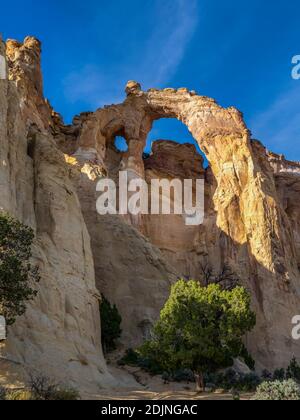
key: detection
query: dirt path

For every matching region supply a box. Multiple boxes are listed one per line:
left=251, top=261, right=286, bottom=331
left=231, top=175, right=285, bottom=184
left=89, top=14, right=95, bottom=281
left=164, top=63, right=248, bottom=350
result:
left=84, top=389, right=252, bottom=400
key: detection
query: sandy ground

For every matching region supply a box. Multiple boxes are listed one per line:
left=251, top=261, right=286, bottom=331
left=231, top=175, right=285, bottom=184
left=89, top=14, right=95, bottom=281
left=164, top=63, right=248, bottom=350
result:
left=0, top=349, right=253, bottom=400
left=85, top=389, right=252, bottom=400
left=83, top=362, right=252, bottom=400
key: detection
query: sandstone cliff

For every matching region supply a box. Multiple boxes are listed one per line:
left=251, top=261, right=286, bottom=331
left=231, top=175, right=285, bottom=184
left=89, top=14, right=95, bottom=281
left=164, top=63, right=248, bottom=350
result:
left=1, top=37, right=300, bottom=392
left=0, top=36, right=114, bottom=392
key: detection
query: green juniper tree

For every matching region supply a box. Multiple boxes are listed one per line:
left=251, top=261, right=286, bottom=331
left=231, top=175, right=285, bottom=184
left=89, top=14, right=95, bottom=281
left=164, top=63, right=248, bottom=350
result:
left=0, top=212, right=39, bottom=326
left=140, top=280, right=256, bottom=392
left=100, top=295, right=122, bottom=354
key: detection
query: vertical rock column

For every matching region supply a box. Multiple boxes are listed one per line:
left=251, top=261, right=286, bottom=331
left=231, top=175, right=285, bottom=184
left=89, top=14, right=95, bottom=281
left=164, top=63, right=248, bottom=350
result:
left=0, top=37, right=11, bottom=212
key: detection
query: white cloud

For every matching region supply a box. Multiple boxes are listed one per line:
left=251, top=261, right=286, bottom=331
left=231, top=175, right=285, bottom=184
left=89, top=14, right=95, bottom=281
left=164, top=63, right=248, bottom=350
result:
left=63, top=0, right=198, bottom=109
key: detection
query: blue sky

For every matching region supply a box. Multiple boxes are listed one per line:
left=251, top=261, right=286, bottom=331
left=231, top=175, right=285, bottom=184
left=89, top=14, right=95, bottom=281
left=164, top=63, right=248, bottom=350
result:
left=1, top=0, right=300, bottom=160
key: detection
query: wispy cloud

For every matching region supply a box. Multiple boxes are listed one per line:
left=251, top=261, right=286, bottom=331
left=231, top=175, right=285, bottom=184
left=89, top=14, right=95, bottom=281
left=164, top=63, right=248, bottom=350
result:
left=137, top=0, right=198, bottom=86
left=63, top=0, right=199, bottom=110
left=250, top=84, right=300, bottom=159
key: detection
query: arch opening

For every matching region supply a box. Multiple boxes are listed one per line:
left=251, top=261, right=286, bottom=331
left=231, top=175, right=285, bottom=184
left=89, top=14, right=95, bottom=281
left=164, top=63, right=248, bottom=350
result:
left=144, top=118, right=208, bottom=168
left=114, top=136, right=129, bottom=153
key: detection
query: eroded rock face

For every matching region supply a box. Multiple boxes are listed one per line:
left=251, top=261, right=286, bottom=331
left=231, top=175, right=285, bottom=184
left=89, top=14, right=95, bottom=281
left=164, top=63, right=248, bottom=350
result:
left=65, top=81, right=300, bottom=371
left=1, top=34, right=300, bottom=386
left=0, top=37, right=114, bottom=392
left=70, top=158, right=179, bottom=347
left=143, top=140, right=208, bottom=278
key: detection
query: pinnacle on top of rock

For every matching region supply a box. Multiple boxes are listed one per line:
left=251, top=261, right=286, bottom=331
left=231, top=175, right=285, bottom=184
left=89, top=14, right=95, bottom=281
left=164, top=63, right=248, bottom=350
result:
left=6, top=36, right=41, bottom=53
left=125, top=80, right=142, bottom=96
left=23, top=36, right=42, bottom=52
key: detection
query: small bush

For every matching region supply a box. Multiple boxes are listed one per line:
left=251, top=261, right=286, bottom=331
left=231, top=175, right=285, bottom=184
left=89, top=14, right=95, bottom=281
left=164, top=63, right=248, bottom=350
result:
left=236, top=373, right=261, bottom=392
left=162, top=369, right=195, bottom=383
left=29, top=375, right=79, bottom=400
left=100, top=295, right=122, bottom=354
left=286, top=357, right=300, bottom=382
left=261, top=370, right=273, bottom=381
left=118, top=348, right=164, bottom=376
left=5, top=390, right=34, bottom=400
left=0, top=376, right=80, bottom=400
left=172, top=369, right=195, bottom=383
left=253, top=380, right=300, bottom=401
left=118, top=348, right=140, bottom=367
left=47, top=388, right=80, bottom=401
left=217, top=369, right=237, bottom=390
left=0, top=386, right=6, bottom=400
left=240, top=346, right=256, bottom=371
left=273, top=368, right=286, bottom=381
left=204, top=370, right=261, bottom=392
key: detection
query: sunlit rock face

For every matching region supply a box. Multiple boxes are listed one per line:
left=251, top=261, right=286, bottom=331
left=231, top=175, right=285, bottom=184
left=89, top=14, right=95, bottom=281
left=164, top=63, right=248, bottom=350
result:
left=0, top=37, right=115, bottom=392
left=1, top=34, right=300, bottom=391
left=66, top=80, right=300, bottom=372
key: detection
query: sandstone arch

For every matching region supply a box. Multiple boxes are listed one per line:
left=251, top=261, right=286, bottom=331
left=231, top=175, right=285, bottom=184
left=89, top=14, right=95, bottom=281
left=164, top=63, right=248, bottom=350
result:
left=74, top=81, right=300, bottom=370
left=2, top=34, right=300, bottom=389
left=91, top=81, right=296, bottom=284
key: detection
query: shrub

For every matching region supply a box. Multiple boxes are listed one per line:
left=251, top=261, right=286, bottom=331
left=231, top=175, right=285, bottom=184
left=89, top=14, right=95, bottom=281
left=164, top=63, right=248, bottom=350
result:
left=47, top=388, right=80, bottom=401
left=235, top=373, right=261, bottom=392
left=205, top=370, right=260, bottom=393
left=139, top=280, right=256, bottom=391
left=119, top=351, right=260, bottom=391
left=253, top=379, right=300, bottom=400
left=286, top=357, right=300, bottom=382
left=0, top=386, right=6, bottom=400
left=118, top=348, right=164, bottom=376
left=240, top=346, right=256, bottom=371
left=5, top=390, right=34, bottom=400
left=172, top=369, right=195, bottom=383
left=0, top=212, right=39, bottom=325
left=261, top=370, right=273, bottom=381
left=0, top=376, right=80, bottom=400
left=100, top=295, right=122, bottom=353
left=273, top=368, right=286, bottom=381
left=29, top=375, right=79, bottom=400
left=118, top=348, right=140, bottom=366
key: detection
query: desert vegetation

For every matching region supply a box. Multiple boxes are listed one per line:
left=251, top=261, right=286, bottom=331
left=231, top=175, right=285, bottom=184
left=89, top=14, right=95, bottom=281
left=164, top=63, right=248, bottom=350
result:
left=100, top=295, right=122, bottom=354
left=118, top=279, right=300, bottom=400
left=252, top=380, right=300, bottom=401
left=120, top=279, right=256, bottom=392
left=0, top=375, right=79, bottom=400
left=0, top=212, right=39, bottom=326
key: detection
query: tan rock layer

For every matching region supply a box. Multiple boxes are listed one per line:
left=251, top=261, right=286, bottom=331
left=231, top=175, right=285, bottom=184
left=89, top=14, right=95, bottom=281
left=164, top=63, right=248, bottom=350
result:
left=65, top=81, right=300, bottom=371
left=1, top=34, right=300, bottom=388
left=0, top=37, right=116, bottom=392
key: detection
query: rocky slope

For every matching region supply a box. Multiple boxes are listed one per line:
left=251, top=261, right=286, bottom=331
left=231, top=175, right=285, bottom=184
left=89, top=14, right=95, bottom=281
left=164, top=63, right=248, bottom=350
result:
left=1, top=37, right=300, bottom=390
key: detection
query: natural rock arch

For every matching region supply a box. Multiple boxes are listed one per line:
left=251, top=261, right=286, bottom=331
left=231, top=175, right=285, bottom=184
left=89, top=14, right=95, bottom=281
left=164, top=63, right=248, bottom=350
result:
left=96, top=81, right=295, bottom=283
left=75, top=81, right=300, bottom=369
left=5, top=34, right=300, bottom=389
left=99, top=81, right=247, bottom=176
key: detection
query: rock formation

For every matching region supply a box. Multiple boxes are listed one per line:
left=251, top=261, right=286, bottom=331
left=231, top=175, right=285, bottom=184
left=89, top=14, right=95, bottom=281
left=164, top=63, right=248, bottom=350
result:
left=1, top=36, right=300, bottom=391
left=59, top=80, right=300, bottom=372
left=0, top=36, right=114, bottom=392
